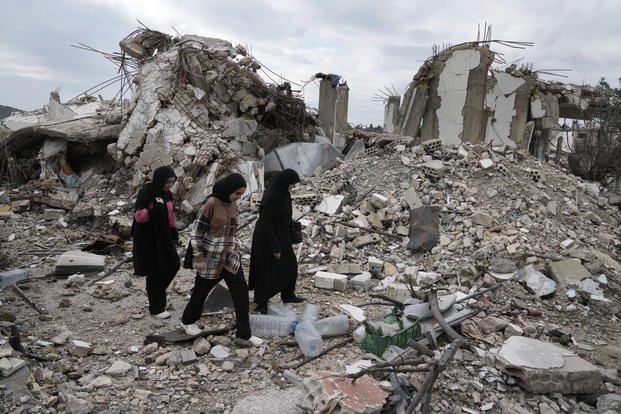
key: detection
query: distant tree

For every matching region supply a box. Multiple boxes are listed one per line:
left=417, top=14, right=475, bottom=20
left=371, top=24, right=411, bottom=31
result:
left=568, top=77, right=621, bottom=190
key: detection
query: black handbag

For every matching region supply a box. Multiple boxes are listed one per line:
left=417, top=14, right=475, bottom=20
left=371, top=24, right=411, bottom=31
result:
left=183, top=241, right=194, bottom=269
left=290, top=221, right=303, bottom=244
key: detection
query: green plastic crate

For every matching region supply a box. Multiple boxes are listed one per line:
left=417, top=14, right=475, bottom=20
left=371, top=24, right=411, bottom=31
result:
left=361, top=318, right=421, bottom=357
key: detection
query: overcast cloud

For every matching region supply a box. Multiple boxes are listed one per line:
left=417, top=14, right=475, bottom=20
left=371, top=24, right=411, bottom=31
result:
left=1, top=0, right=620, bottom=125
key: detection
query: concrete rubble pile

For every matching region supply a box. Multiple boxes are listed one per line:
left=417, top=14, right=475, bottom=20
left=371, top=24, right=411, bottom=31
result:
left=112, top=28, right=316, bottom=206
left=1, top=33, right=621, bottom=414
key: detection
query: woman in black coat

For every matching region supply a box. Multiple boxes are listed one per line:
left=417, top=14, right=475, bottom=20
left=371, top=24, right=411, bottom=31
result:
left=249, top=168, right=303, bottom=314
left=132, top=165, right=180, bottom=319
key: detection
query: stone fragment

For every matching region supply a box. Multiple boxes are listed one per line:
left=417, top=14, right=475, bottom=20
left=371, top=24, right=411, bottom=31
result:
left=385, top=283, right=412, bottom=304
left=369, top=193, right=389, bottom=209
left=495, top=336, right=601, bottom=394
left=65, top=273, right=86, bottom=287
left=43, top=208, right=64, bottom=220
left=180, top=349, right=197, bottom=363
left=516, top=265, right=556, bottom=297
left=210, top=345, right=230, bottom=360
left=314, top=271, right=348, bottom=291
left=105, top=360, right=132, bottom=376
left=90, top=375, right=112, bottom=388
left=367, top=256, right=384, bottom=270
left=352, top=234, right=380, bottom=248
left=403, top=188, right=423, bottom=209
left=548, top=259, right=591, bottom=288
left=0, top=357, right=25, bottom=377
left=559, top=238, right=574, bottom=249
left=471, top=211, right=495, bottom=228
left=350, top=272, right=373, bottom=291
left=69, top=340, right=92, bottom=357
left=478, top=316, right=509, bottom=334
left=192, top=337, right=211, bottom=355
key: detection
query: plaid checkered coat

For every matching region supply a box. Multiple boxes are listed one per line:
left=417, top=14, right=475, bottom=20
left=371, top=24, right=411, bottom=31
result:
left=191, top=197, right=240, bottom=279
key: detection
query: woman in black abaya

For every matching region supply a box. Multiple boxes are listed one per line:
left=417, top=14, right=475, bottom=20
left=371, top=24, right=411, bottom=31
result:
left=132, top=166, right=180, bottom=319
left=249, top=168, right=303, bottom=314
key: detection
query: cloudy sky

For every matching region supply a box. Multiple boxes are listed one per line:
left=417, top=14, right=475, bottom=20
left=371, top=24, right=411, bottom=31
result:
left=1, top=0, right=620, bottom=125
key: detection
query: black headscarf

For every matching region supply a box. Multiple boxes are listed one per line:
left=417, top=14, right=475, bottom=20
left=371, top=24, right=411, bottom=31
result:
left=262, top=169, right=300, bottom=201
left=212, top=173, right=247, bottom=202
left=151, top=166, right=176, bottom=201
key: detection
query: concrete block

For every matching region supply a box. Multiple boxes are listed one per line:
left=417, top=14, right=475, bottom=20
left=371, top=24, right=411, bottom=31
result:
left=495, top=336, right=601, bottom=394
left=403, top=188, right=423, bottom=210
left=314, top=271, right=348, bottom=291
left=55, top=251, right=105, bottom=276
left=369, top=193, right=389, bottom=209
left=385, top=283, right=412, bottom=304
left=352, top=234, right=380, bottom=248
left=43, top=208, right=65, bottom=221
left=315, top=194, right=344, bottom=215
left=70, top=340, right=92, bottom=357
left=105, top=360, right=132, bottom=376
left=367, top=256, right=384, bottom=270
left=548, top=259, right=591, bottom=287
left=479, top=158, right=494, bottom=169
left=350, top=272, right=373, bottom=291
left=0, top=357, right=26, bottom=377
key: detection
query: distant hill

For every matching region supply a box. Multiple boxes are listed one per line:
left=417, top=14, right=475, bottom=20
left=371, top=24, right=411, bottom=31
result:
left=0, top=105, right=22, bottom=120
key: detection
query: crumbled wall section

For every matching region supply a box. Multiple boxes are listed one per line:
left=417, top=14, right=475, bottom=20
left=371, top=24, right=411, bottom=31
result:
left=109, top=30, right=313, bottom=205
left=485, top=71, right=526, bottom=147
left=397, top=43, right=493, bottom=145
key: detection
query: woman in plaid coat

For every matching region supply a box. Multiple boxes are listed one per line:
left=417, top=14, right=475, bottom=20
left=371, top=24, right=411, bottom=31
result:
left=178, top=173, right=262, bottom=347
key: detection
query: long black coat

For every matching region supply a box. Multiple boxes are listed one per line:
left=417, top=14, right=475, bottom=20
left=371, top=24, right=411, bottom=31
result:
left=249, top=172, right=299, bottom=300
left=132, top=167, right=179, bottom=276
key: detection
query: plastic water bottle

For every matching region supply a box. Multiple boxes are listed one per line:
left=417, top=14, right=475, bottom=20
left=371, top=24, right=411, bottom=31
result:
left=352, top=325, right=367, bottom=343
left=299, top=303, right=319, bottom=321
left=294, top=320, right=323, bottom=357
left=249, top=315, right=296, bottom=337
left=314, top=315, right=349, bottom=336
left=267, top=304, right=297, bottom=319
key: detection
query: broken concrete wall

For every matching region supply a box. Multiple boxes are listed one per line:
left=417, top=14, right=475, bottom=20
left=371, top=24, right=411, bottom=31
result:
left=335, top=83, right=349, bottom=134
left=383, top=96, right=400, bottom=134
left=395, top=43, right=494, bottom=146
left=485, top=71, right=526, bottom=147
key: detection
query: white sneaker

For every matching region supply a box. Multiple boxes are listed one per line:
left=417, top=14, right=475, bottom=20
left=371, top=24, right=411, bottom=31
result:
left=152, top=311, right=171, bottom=319
left=235, top=335, right=264, bottom=347
left=178, top=323, right=202, bottom=336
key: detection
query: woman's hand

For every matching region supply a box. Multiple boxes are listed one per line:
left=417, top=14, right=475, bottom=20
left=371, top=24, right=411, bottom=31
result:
left=155, top=197, right=164, bottom=204
left=273, top=252, right=281, bottom=260
left=193, top=261, right=207, bottom=271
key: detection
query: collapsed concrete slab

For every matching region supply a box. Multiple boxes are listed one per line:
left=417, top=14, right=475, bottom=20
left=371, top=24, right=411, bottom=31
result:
left=495, top=336, right=601, bottom=394
left=262, top=139, right=343, bottom=176
left=55, top=251, right=105, bottom=276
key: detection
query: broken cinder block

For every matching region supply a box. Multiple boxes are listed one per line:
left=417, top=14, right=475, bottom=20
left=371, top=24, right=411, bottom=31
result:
left=314, top=271, right=348, bottom=291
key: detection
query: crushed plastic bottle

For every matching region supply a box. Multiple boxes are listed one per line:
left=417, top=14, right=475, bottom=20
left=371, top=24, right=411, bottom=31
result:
left=314, top=314, right=349, bottom=336
left=299, top=303, right=319, bottom=321
left=294, top=320, right=323, bottom=357
left=249, top=314, right=296, bottom=337
left=267, top=304, right=297, bottom=319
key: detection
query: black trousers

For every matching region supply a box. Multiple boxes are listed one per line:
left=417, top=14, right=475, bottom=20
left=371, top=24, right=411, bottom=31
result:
left=146, top=267, right=178, bottom=315
left=181, top=267, right=251, bottom=340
